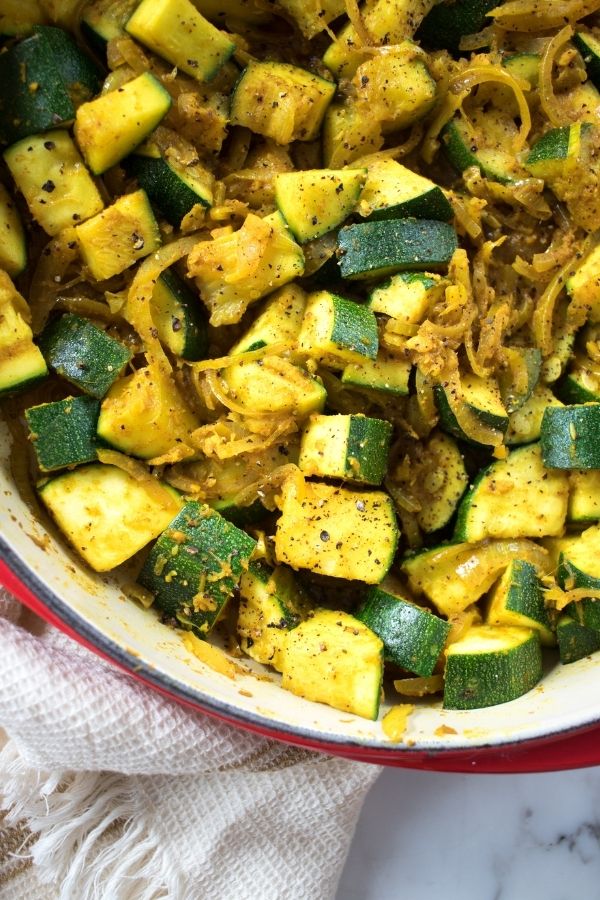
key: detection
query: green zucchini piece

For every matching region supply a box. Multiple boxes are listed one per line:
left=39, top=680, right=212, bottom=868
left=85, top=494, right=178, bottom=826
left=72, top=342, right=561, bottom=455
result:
left=502, top=52, right=540, bottom=87
left=298, top=290, right=379, bottom=368
left=151, top=268, right=208, bottom=361
left=442, top=113, right=520, bottom=184
left=341, top=350, right=412, bottom=397
left=39, top=313, right=132, bottom=399
left=75, top=190, right=162, bottom=281
left=557, top=362, right=600, bottom=404
left=0, top=0, right=46, bottom=37
left=39, top=463, right=184, bottom=571
left=498, top=347, right=541, bottom=414
left=566, top=244, right=600, bottom=325
left=277, top=0, right=344, bottom=38
left=416, top=0, right=496, bottom=54
left=356, top=585, right=451, bottom=676
left=574, top=32, right=600, bottom=90
left=0, top=272, right=47, bottom=396
left=280, top=609, right=384, bottom=720
left=75, top=73, right=172, bottom=175
left=81, top=0, right=139, bottom=53
left=229, top=285, right=307, bottom=355
left=274, top=168, right=366, bottom=244
left=230, top=62, right=336, bottom=145
left=541, top=404, right=600, bottom=469
left=568, top=470, right=600, bottom=522
left=337, top=219, right=458, bottom=280
left=322, top=101, right=384, bottom=169
left=556, top=525, right=600, bottom=633
left=0, top=26, right=101, bottom=145
left=443, top=625, right=542, bottom=710
left=25, top=396, right=100, bottom=471
left=525, top=124, right=587, bottom=180
left=138, top=502, right=256, bottom=635
left=0, top=183, right=27, bottom=277
left=505, top=385, right=563, bottom=446
left=275, top=475, right=399, bottom=584
left=556, top=614, right=600, bottom=664
left=126, top=151, right=213, bottom=228
left=356, top=158, right=453, bottom=223
left=412, top=432, right=469, bottom=533
left=237, top=561, right=307, bottom=670
left=454, top=443, right=568, bottom=542
left=299, top=413, right=392, bottom=486
left=368, top=272, right=444, bottom=322
left=434, top=374, right=509, bottom=445
left=223, top=357, right=326, bottom=419
left=4, top=130, right=104, bottom=237
left=486, top=559, right=554, bottom=645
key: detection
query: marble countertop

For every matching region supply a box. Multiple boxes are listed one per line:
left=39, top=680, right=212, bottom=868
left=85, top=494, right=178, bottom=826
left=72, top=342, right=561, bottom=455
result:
left=338, top=765, right=600, bottom=899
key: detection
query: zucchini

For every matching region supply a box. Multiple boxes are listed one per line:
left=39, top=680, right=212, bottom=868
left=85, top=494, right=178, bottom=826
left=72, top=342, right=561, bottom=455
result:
left=80, top=0, right=138, bottom=53
left=223, top=358, right=326, bottom=419
left=540, top=404, right=600, bottom=469
left=230, top=62, right=336, bottom=145
left=0, top=0, right=46, bottom=36
left=280, top=609, right=384, bottom=720
left=556, top=525, right=600, bottom=633
left=556, top=613, right=600, bottom=665
left=0, top=25, right=101, bottom=145
left=498, top=347, right=541, bottom=414
left=38, top=462, right=184, bottom=571
left=151, top=269, right=209, bottom=362
left=368, top=272, right=444, bottom=322
left=274, top=168, right=367, bottom=244
left=442, top=111, right=521, bottom=184
left=322, top=102, right=384, bottom=169
left=434, top=374, right=509, bottom=444
left=276, top=0, right=344, bottom=38
left=525, top=124, right=587, bottom=181
left=39, top=313, right=131, bottom=399
left=505, top=385, right=563, bottom=446
left=574, top=31, right=600, bottom=90
left=401, top=538, right=548, bottom=617
left=502, top=52, right=540, bottom=87
left=407, top=431, right=469, bottom=533
left=228, top=285, right=306, bottom=355
left=454, top=443, right=568, bottom=542
left=486, top=559, right=554, bottom=645
left=126, top=149, right=213, bottom=228
left=187, top=211, right=305, bottom=327
left=298, top=290, right=379, bottom=368
left=75, top=189, right=162, bottom=281
left=416, top=0, right=496, bottom=54
left=275, top=474, right=399, bottom=584
left=237, top=561, right=307, bottom=670
left=4, top=130, right=104, bottom=236
left=25, top=395, right=100, bottom=471
left=337, top=219, right=458, bottom=280
left=568, top=470, right=600, bottom=522
left=356, top=585, right=451, bottom=676
left=0, top=183, right=27, bottom=277
left=341, top=350, right=412, bottom=397
left=443, top=625, right=542, bottom=709
left=0, top=272, right=47, bottom=396
left=557, top=361, right=600, bottom=404
left=299, top=413, right=392, bottom=486
left=125, top=0, right=235, bottom=83
left=356, top=158, right=453, bottom=223
left=566, top=244, right=600, bottom=324
left=74, top=73, right=172, bottom=175
left=138, top=502, right=256, bottom=635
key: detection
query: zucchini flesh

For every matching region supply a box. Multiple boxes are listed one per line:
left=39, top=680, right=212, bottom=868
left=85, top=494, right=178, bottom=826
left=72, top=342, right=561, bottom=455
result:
left=25, top=396, right=100, bottom=471
left=525, top=124, right=585, bottom=180
left=299, top=413, right=392, bottom=486
left=0, top=183, right=27, bottom=277
left=298, top=290, right=379, bottom=368
left=368, top=272, right=444, bottom=322
left=322, top=102, right=384, bottom=169
left=557, top=525, right=600, bottom=634
left=275, top=168, right=366, bottom=244
left=337, top=219, right=458, bottom=280
left=228, top=285, right=307, bottom=355
left=0, top=272, right=47, bottom=396
left=566, top=244, right=600, bottom=324
left=505, top=385, right=563, bottom=446
left=277, top=0, right=344, bottom=38
left=568, top=470, right=600, bottom=522
left=486, top=559, right=554, bottom=646
left=574, top=31, right=600, bottom=90
left=557, top=363, right=600, bottom=404
left=357, top=158, right=453, bottom=223
left=442, top=112, right=521, bottom=184
left=351, top=50, right=437, bottom=136
left=435, top=374, right=509, bottom=445
left=223, top=358, right=326, bottom=419
left=81, top=0, right=139, bottom=50
left=557, top=614, right=600, bottom=665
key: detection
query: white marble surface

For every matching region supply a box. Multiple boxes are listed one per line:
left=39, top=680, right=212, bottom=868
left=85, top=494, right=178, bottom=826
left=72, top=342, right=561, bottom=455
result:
left=338, top=766, right=600, bottom=899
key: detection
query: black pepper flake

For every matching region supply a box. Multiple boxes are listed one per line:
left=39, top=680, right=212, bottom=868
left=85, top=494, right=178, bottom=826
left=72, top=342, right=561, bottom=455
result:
left=41, top=180, right=55, bottom=193
left=172, top=316, right=182, bottom=332
left=44, top=140, right=55, bottom=150
left=320, top=530, right=330, bottom=542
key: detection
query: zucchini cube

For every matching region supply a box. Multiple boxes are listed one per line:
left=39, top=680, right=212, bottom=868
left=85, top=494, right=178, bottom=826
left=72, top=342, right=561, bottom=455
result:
left=139, top=502, right=256, bottom=634
left=126, top=151, right=213, bottom=227
left=486, top=559, right=554, bottom=645
left=298, top=290, right=379, bottom=369
left=341, top=350, right=411, bottom=397
left=0, top=271, right=47, bottom=396
left=228, top=284, right=307, bottom=355
left=358, top=158, right=453, bottom=223
left=25, top=396, right=100, bottom=471
left=39, top=313, right=132, bottom=399
left=224, top=357, right=326, bottom=419
left=299, top=413, right=392, bottom=485
left=151, top=269, right=209, bottom=362
left=368, top=272, right=444, bottom=322
left=275, top=168, right=367, bottom=244
left=0, top=183, right=26, bottom=277
left=557, top=614, right=600, bottom=665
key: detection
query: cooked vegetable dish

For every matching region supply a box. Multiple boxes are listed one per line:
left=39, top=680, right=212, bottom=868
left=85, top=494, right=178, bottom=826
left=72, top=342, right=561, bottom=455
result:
left=2, top=0, right=600, bottom=723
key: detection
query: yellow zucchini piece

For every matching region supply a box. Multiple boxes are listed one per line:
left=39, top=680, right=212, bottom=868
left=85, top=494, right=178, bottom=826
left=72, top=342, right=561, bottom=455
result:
left=277, top=0, right=345, bottom=37
left=351, top=49, right=437, bottom=135
left=0, top=184, right=27, bottom=277
left=275, top=168, right=366, bottom=243
left=0, top=271, right=47, bottom=395
left=322, top=102, right=383, bottom=168
left=224, top=357, right=326, bottom=419
left=229, top=284, right=307, bottom=355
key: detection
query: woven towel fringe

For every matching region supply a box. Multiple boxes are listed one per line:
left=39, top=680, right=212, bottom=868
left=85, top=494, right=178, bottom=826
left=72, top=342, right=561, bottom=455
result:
left=0, top=740, right=179, bottom=900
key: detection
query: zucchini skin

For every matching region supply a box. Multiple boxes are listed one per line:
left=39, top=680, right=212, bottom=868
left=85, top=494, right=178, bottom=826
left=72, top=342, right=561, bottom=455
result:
left=540, top=404, right=600, bottom=469
left=25, top=396, right=100, bottom=471
left=416, top=0, right=496, bottom=54
left=126, top=154, right=211, bottom=227
left=486, top=559, right=554, bottom=645
left=557, top=614, right=600, bottom=664
left=573, top=32, right=600, bottom=90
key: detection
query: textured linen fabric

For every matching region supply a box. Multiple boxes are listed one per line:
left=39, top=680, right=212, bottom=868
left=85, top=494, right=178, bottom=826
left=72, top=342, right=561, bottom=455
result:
left=0, top=591, right=381, bottom=899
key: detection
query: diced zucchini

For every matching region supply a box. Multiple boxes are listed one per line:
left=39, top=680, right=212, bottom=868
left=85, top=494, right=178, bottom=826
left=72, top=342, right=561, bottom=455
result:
left=409, top=431, right=469, bottom=533
left=322, top=102, right=384, bottom=168
left=341, top=350, right=412, bottom=396
left=138, top=501, right=256, bottom=634
left=274, top=168, right=366, bottom=244
left=368, top=272, right=444, bottom=321
left=434, top=374, right=509, bottom=444
left=442, top=112, right=520, bottom=184
left=299, top=413, right=392, bottom=486
left=0, top=271, right=47, bottom=395
left=566, top=244, right=600, bottom=324
left=38, top=462, right=184, bottom=571
left=525, top=124, right=587, bottom=181
left=280, top=609, right=384, bottom=720
left=556, top=613, right=600, bottom=664
left=401, top=538, right=548, bottom=617
left=151, top=269, right=208, bottom=362
left=356, top=158, right=452, bottom=223
left=486, top=559, right=554, bottom=645
left=237, top=560, right=307, bottom=670
left=416, top=0, right=496, bottom=54
left=443, top=625, right=542, bottom=710
left=126, top=150, right=213, bottom=228
left=187, top=211, right=304, bottom=327
left=277, top=0, right=345, bottom=38
left=574, top=31, right=600, bottom=90
left=81, top=0, right=140, bottom=53
left=298, top=290, right=379, bottom=368
left=75, top=72, right=172, bottom=175
left=275, top=475, right=399, bottom=584
left=505, top=385, right=563, bottom=446
left=230, top=62, right=336, bottom=145
left=223, top=358, right=326, bottom=419
left=557, top=362, right=600, bottom=404
left=0, top=183, right=27, bottom=277
left=498, top=347, right=541, bottom=414
left=356, top=585, right=451, bottom=676
left=228, top=285, right=306, bottom=355
left=39, top=313, right=131, bottom=399
left=502, top=52, right=540, bottom=87
left=568, top=470, right=600, bottom=522
left=454, top=443, right=568, bottom=542
left=126, top=0, right=235, bottom=83
left=194, top=0, right=271, bottom=26
left=75, top=189, right=162, bottom=281
left=97, top=365, right=200, bottom=459
left=0, top=25, right=101, bottom=145
left=25, top=395, right=100, bottom=471
left=4, top=130, right=104, bottom=236
left=540, top=403, right=600, bottom=469
left=0, top=0, right=46, bottom=36
left=557, top=525, right=600, bottom=634
left=337, top=219, right=458, bottom=280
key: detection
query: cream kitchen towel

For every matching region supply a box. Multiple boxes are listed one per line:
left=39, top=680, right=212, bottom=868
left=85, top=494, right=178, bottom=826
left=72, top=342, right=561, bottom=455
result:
left=0, top=590, right=381, bottom=899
